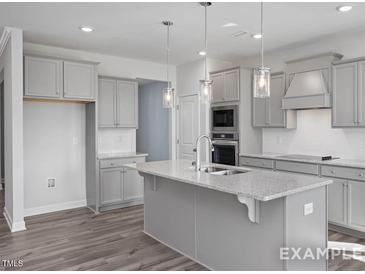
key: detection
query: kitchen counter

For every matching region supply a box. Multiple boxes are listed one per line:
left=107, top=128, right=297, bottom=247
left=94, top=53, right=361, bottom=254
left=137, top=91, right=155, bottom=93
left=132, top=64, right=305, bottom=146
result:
left=129, top=159, right=329, bottom=270
left=127, top=159, right=332, bottom=201
left=240, top=152, right=365, bottom=168
left=98, top=152, right=148, bottom=160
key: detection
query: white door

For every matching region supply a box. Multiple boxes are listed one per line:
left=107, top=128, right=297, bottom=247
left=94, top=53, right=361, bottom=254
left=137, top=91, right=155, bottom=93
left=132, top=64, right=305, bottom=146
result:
left=178, top=95, right=199, bottom=161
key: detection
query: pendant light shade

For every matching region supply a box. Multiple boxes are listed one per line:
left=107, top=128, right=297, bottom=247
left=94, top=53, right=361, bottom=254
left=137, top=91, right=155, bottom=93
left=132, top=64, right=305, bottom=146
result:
left=162, top=20, right=174, bottom=109
left=199, top=2, right=212, bottom=104
left=253, top=2, right=270, bottom=98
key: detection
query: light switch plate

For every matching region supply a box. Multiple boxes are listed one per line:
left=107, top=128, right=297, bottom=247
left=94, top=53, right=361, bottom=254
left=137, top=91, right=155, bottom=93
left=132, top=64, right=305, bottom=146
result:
left=304, top=202, right=314, bottom=216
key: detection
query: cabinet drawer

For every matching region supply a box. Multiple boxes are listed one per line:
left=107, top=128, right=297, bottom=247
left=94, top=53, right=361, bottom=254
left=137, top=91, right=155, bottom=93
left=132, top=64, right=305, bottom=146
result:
left=240, top=157, right=274, bottom=169
left=276, top=160, right=319, bottom=175
left=100, top=157, right=145, bottom=169
left=321, top=165, right=365, bottom=182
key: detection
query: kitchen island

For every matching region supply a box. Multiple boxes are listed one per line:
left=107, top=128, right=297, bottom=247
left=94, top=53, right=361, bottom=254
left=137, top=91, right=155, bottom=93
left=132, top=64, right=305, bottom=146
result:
left=127, top=160, right=333, bottom=271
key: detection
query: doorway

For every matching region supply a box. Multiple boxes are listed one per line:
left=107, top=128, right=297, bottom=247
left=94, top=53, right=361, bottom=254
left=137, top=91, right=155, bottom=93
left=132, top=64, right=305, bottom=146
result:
left=136, top=80, right=170, bottom=161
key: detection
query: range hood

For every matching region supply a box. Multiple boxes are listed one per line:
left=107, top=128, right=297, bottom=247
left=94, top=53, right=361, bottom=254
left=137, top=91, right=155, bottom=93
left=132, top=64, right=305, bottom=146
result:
left=282, top=52, right=343, bottom=110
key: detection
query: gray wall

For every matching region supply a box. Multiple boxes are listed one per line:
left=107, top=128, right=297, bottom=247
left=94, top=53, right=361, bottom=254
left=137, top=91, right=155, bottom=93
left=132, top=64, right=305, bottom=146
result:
left=137, top=82, right=169, bottom=161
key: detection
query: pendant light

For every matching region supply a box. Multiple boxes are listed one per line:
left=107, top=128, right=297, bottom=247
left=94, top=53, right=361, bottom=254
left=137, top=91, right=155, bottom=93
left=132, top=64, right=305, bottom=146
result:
left=162, top=20, right=174, bottom=109
left=253, top=2, right=270, bottom=98
left=199, top=2, right=213, bottom=104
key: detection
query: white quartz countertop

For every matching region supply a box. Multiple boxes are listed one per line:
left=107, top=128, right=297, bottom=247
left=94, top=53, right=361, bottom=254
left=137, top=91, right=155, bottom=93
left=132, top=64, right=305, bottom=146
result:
left=98, top=152, right=148, bottom=160
left=126, top=160, right=332, bottom=202
left=240, top=153, right=365, bottom=168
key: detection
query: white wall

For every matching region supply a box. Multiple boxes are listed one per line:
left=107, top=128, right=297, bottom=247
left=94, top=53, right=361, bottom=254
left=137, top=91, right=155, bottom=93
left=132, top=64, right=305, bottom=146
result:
left=23, top=102, right=86, bottom=215
left=237, top=29, right=365, bottom=159
left=0, top=28, right=25, bottom=232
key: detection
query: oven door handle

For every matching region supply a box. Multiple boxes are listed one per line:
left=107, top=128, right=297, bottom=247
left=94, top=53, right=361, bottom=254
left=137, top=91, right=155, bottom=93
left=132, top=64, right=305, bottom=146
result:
left=212, top=140, right=239, bottom=146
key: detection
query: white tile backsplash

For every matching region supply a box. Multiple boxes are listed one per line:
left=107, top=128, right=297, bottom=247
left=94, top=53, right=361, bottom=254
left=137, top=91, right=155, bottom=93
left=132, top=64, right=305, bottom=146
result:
left=98, top=128, right=136, bottom=154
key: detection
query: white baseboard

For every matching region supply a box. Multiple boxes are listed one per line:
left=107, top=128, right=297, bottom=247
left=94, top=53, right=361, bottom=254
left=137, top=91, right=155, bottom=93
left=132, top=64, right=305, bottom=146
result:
left=24, top=199, right=87, bottom=217
left=3, top=207, right=26, bottom=232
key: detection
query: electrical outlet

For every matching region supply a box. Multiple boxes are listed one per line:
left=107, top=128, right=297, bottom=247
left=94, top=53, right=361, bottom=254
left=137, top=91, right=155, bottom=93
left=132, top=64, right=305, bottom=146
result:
left=48, top=178, right=56, bottom=188
left=72, top=137, right=79, bottom=145
left=304, top=202, right=313, bottom=216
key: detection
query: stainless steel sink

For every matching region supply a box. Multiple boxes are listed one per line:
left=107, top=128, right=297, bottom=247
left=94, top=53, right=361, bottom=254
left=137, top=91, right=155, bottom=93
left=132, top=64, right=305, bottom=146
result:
left=200, top=166, right=249, bottom=176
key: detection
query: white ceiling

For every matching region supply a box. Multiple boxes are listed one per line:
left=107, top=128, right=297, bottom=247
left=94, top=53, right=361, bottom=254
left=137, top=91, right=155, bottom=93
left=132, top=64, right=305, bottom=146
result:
left=1, top=2, right=365, bottom=65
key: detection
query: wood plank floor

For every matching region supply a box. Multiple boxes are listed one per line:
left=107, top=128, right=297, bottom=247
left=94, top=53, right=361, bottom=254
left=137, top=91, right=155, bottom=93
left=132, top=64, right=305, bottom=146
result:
left=0, top=190, right=364, bottom=271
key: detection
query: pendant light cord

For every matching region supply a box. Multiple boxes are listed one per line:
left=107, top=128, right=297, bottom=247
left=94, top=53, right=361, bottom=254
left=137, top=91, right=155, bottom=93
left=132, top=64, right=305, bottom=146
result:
left=166, top=24, right=170, bottom=89
left=204, top=4, right=208, bottom=81
left=261, top=2, right=264, bottom=69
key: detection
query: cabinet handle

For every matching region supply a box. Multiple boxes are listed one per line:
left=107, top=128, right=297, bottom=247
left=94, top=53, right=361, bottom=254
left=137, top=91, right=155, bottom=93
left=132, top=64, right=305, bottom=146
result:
left=110, top=163, right=115, bottom=166
left=330, top=170, right=335, bottom=174
left=359, top=173, right=364, bottom=177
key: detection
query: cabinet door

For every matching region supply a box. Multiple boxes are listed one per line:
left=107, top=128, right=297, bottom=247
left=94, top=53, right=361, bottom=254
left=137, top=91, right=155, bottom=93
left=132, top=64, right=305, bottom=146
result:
left=357, top=61, right=365, bottom=126
left=100, top=169, right=123, bottom=205
left=211, top=73, right=224, bottom=103
left=268, top=74, right=286, bottom=127
left=224, top=69, right=239, bottom=102
left=328, top=179, right=347, bottom=225
left=123, top=168, right=144, bottom=201
left=347, top=180, right=365, bottom=230
left=98, top=78, right=116, bottom=127
left=24, top=56, right=62, bottom=98
left=252, top=97, right=267, bottom=127
left=116, top=80, right=138, bottom=128
left=63, top=61, right=95, bottom=100
left=332, top=63, right=358, bottom=127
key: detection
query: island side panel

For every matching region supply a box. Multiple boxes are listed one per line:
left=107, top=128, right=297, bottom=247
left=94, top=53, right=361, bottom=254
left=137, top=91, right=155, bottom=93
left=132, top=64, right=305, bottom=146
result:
left=285, top=186, right=327, bottom=271
left=195, top=187, right=285, bottom=271
left=143, top=175, right=196, bottom=258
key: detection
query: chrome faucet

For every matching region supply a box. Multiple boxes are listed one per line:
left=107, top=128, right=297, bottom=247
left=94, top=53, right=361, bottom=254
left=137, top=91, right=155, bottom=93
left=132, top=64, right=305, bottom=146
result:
left=194, top=135, right=215, bottom=171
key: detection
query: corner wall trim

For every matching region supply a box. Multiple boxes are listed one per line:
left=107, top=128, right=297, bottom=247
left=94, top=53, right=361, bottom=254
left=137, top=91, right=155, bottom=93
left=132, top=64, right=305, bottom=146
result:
left=3, top=207, right=26, bottom=232
left=24, top=200, right=87, bottom=217
left=0, top=28, right=11, bottom=57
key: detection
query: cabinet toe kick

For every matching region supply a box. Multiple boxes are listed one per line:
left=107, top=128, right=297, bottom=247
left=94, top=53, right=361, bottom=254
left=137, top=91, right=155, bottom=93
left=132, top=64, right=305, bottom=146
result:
left=237, top=195, right=260, bottom=224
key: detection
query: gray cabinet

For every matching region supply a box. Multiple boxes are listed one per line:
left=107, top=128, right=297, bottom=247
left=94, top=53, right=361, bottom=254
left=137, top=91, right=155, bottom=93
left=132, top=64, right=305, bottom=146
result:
left=328, top=179, right=347, bottom=225
left=24, top=56, right=63, bottom=98
left=358, top=61, right=365, bottom=126
left=98, top=78, right=116, bottom=127
left=124, top=168, right=144, bottom=201
left=63, top=61, right=96, bottom=100
left=100, top=168, right=123, bottom=205
left=24, top=55, right=96, bottom=101
left=98, top=77, right=138, bottom=128
left=253, top=73, right=296, bottom=128
left=347, top=180, right=365, bottom=230
left=99, top=156, right=145, bottom=210
left=332, top=62, right=358, bottom=127
left=210, top=68, right=239, bottom=103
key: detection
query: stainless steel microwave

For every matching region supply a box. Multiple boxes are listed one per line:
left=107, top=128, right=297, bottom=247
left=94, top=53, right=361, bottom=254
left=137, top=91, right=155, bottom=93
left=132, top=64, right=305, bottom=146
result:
left=211, top=105, right=238, bottom=132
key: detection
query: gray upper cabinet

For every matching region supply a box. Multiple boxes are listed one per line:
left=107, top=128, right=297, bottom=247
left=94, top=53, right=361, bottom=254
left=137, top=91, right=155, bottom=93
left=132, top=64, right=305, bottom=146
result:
left=24, top=56, right=63, bottom=98
left=24, top=55, right=97, bottom=101
left=253, top=73, right=296, bottom=128
left=210, top=68, right=239, bottom=103
left=98, top=78, right=116, bottom=127
left=357, top=61, right=365, bottom=126
left=98, top=77, right=138, bottom=128
left=116, top=80, right=138, bottom=128
left=332, top=62, right=358, bottom=127
left=63, top=61, right=96, bottom=100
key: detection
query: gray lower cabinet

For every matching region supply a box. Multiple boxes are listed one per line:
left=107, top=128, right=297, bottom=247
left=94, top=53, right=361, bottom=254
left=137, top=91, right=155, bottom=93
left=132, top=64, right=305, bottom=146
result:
left=347, top=180, right=365, bottom=231
left=328, top=179, right=347, bottom=225
left=24, top=55, right=96, bottom=101
left=210, top=68, right=239, bottom=103
left=252, top=73, right=296, bottom=128
left=99, top=156, right=145, bottom=211
left=24, top=55, right=63, bottom=98
left=98, top=77, right=138, bottom=128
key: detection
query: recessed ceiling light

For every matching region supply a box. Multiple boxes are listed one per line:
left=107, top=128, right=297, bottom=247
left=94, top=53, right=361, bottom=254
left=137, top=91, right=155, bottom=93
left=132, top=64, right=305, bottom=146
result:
left=222, top=22, right=238, bottom=28
left=79, top=26, right=94, bottom=33
left=252, top=33, right=262, bottom=39
left=232, top=30, right=247, bottom=37
left=336, top=5, right=353, bottom=12
left=198, top=50, right=207, bottom=56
